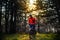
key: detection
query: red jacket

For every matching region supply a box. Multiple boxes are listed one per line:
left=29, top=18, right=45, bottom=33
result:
left=28, top=17, right=36, bottom=25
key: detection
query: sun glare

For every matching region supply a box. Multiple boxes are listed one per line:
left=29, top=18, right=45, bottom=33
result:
left=30, top=0, right=34, bottom=5
left=27, top=0, right=37, bottom=11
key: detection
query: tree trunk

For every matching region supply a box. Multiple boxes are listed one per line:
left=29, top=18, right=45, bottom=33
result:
left=0, top=0, right=2, bottom=33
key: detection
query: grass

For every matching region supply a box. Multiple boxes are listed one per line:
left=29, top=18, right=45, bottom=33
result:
left=3, top=33, right=56, bottom=40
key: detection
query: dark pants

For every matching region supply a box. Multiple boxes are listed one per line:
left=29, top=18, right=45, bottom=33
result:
left=29, top=24, right=36, bottom=35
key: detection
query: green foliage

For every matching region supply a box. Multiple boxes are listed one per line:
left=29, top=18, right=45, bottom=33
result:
left=3, top=33, right=56, bottom=40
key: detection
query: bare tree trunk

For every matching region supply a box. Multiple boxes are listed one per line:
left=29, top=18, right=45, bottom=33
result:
left=0, top=0, right=2, bottom=33
left=9, top=0, right=17, bottom=33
